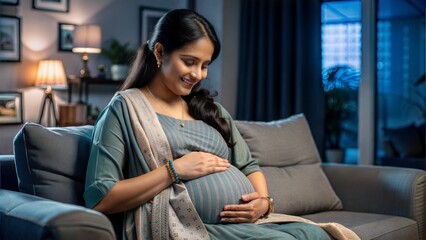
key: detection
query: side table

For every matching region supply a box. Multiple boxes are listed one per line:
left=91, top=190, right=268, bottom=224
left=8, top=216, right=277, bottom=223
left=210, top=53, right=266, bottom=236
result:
left=67, top=77, right=123, bottom=104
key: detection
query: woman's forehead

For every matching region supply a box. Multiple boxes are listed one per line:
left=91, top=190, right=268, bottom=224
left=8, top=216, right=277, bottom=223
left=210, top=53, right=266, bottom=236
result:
left=175, top=38, right=214, bottom=62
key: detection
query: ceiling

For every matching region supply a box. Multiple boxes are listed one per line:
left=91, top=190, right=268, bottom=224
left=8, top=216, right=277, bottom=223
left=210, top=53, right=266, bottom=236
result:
left=322, top=0, right=426, bottom=23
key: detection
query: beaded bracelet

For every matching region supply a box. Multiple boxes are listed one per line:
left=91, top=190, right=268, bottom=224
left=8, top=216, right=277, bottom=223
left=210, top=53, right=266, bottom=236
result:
left=166, top=160, right=179, bottom=183
left=168, top=160, right=179, bottom=183
left=165, top=162, right=176, bottom=183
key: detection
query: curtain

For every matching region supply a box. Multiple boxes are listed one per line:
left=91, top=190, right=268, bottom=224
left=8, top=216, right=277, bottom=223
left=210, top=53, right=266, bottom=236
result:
left=236, top=0, right=324, bottom=155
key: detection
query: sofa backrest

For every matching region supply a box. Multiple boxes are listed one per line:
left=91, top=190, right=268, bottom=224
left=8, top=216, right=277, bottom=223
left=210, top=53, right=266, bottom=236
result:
left=235, top=113, right=343, bottom=216
left=13, top=122, right=93, bottom=206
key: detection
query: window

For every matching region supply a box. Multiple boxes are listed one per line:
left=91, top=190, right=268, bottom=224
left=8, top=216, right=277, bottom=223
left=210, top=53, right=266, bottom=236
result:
left=376, top=0, right=425, bottom=161
left=321, top=0, right=361, bottom=164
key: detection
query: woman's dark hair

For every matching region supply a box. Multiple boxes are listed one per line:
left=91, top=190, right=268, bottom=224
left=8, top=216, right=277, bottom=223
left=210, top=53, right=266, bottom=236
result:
left=120, top=9, right=234, bottom=147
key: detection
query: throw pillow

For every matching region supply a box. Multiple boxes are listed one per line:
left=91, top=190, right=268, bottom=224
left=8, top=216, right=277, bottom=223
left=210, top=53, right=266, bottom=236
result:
left=13, top=122, right=93, bottom=206
left=262, top=165, right=343, bottom=215
left=235, top=114, right=343, bottom=215
left=385, top=124, right=424, bottom=158
left=184, top=165, right=255, bottom=224
left=234, top=113, right=321, bottom=167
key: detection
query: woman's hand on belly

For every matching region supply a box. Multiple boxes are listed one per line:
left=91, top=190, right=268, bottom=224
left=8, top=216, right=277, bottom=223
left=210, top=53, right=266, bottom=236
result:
left=220, top=192, right=269, bottom=223
left=174, top=152, right=230, bottom=180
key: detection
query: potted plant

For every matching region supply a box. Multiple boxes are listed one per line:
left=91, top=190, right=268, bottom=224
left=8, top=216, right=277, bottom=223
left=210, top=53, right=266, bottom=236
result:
left=101, top=38, right=135, bottom=80
left=322, top=65, right=360, bottom=163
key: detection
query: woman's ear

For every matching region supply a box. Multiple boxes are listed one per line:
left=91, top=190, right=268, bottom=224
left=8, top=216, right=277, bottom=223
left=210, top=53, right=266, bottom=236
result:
left=154, top=42, right=164, bottom=62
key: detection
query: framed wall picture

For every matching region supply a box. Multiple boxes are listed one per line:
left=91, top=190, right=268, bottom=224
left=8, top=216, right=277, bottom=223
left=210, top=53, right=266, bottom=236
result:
left=0, top=92, right=23, bottom=125
left=0, top=15, right=20, bottom=62
left=58, top=23, right=76, bottom=52
left=139, top=7, right=168, bottom=44
left=33, top=0, right=69, bottom=13
left=0, top=0, right=19, bottom=6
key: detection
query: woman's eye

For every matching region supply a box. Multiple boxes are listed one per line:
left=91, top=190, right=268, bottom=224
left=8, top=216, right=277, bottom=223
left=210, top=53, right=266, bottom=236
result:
left=184, top=60, right=194, bottom=66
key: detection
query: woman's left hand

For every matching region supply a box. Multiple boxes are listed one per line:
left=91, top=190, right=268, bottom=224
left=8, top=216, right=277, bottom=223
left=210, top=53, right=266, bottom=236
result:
left=220, top=192, right=269, bottom=223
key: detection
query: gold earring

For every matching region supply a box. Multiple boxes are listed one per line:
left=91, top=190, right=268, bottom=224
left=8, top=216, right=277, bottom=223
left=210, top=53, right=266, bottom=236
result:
left=157, top=61, right=161, bottom=68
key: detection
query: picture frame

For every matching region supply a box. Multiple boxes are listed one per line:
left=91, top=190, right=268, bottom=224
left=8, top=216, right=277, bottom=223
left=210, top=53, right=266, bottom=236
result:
left=139, top=7, right=168, bottom=44
left=0, top=91, right=23, bottom=125
left=33, top=0, right=69, bottom=13
left=0, top=0, right=19, bottom=6
left=58, top=22, right=76, bottom=52
left=0, top=15, right=20, bottom=62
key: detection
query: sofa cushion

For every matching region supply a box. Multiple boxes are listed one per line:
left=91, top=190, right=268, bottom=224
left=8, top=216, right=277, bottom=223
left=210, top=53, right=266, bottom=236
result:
left=303, top=211, right=419, bottom=240
left=13, top=122, right=93, bottom=206
left=235, top=114, right=342, bottom=215
left=235, top=113, right=321, bottom=167
left=262, top=165, right=342, bottom=215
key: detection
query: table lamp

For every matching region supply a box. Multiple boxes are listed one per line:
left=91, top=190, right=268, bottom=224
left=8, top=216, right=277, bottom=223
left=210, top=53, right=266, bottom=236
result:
left=72, top=24, right=101, bottom=78
left=35, top=60, right=68, bottom=126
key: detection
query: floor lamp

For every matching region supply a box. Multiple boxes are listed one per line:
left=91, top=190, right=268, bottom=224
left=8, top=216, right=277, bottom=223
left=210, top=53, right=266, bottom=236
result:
left=72, top=24, right=101, bottom=78
left=35, top=60, right=68, bottom=126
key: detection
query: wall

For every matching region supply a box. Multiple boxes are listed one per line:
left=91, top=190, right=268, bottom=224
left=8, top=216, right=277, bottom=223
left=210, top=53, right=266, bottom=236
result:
left=0, top=0, right=241, bottom=154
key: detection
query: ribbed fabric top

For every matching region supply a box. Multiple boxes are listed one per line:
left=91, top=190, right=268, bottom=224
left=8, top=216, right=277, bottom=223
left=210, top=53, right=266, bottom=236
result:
left=157, top=113, right=255, bottom=223
left=157, top=113, right=229, bottom=160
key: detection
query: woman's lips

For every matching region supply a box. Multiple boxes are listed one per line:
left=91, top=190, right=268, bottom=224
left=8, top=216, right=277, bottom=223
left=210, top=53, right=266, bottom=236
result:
left=182, top=78, right=195, bottom=88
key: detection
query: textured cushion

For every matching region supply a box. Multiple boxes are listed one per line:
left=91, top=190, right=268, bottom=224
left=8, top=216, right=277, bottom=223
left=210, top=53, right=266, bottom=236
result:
left=235, top=113, right=321, bottom=167
left=262, top=165, right=342, bottom=215
left=235, top=114, right=342, bottom=215
left=385, top=124, right=424, bottom=157
left=13, top=122, right=93, bottom=205
left=184, top=165, right=254, bottom=223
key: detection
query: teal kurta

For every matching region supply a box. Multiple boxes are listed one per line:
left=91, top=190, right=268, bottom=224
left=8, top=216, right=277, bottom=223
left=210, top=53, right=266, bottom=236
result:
left=84, top=92, right=331, bottom=240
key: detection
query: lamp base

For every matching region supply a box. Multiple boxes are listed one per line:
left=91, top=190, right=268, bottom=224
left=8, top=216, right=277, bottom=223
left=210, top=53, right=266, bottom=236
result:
left=38, top=88, right=58, bottom=127
left=79, top=52, right=91, bottom=78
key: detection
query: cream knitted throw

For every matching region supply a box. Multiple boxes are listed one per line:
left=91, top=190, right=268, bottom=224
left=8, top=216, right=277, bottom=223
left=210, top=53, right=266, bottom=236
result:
left=256, top=213, right=360, bottom=240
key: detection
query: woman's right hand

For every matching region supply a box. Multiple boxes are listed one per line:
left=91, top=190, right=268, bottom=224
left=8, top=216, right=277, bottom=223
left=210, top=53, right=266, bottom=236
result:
left=173, top=152, right=230, bottom=180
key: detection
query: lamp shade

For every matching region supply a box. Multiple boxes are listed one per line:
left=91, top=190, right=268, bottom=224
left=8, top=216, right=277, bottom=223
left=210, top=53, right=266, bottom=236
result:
left=72, top=24, right=102, bottom=53
left=35, top=60, right=68, bottom=90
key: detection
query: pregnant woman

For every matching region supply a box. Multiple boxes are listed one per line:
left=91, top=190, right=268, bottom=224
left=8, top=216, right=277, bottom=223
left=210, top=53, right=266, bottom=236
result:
left=84, top=9, right=331, bottom=240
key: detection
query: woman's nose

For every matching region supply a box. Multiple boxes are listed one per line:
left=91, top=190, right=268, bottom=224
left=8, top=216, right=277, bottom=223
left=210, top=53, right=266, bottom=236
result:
left=191, top=67, right=202, bottom=79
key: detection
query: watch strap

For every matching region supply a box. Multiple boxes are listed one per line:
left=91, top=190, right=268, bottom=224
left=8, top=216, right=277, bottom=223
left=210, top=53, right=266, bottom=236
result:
left=260, top=196, right=273, bottom=218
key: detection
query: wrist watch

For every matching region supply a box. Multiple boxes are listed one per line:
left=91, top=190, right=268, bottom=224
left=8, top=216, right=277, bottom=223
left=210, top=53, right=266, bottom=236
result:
left=260, top=196, right=274, bottom=218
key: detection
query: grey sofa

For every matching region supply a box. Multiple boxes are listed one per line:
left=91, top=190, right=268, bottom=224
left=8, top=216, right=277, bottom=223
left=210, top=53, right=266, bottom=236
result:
left=0, top=114, right=425, bottom=240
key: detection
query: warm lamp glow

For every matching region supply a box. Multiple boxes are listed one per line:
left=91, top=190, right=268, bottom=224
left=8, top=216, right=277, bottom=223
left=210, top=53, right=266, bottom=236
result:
left=35, top=60, right=68, bottom=90
left=35, top=60, right=68, bottom=127
left=72, top=24, right=102, bottom=77
left=72, top=25, right=101, bottom=53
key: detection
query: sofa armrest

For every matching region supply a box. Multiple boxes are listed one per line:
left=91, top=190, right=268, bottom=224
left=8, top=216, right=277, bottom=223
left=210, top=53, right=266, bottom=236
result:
left=322, top=164, right=425, bottom=238
left=0, top=189, right=115, bottom=240
left=0, top=155, right=18, bottom=191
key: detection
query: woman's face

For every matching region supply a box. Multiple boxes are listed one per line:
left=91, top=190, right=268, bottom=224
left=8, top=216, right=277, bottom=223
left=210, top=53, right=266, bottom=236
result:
left=155, top=37, right=214, bottom=96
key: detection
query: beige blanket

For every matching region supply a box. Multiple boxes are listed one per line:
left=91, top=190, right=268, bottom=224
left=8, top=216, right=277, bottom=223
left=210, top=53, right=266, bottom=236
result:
left=256, top=213, right=360, bottom=240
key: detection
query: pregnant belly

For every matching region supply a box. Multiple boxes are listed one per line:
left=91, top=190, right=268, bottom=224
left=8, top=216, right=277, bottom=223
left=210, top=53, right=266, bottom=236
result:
left=183, top=165, right=255, bottom=224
